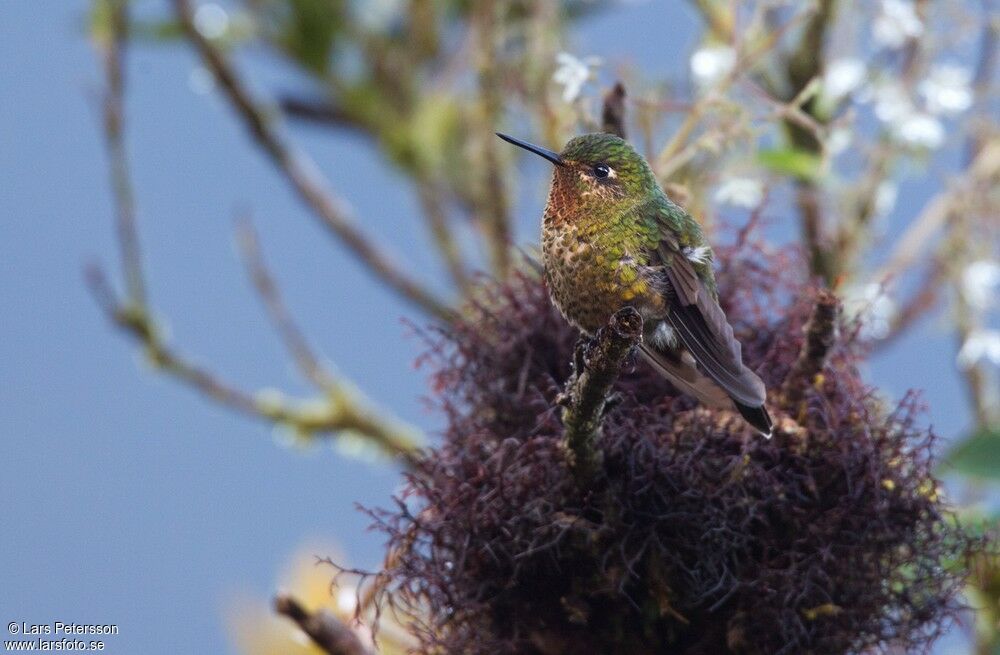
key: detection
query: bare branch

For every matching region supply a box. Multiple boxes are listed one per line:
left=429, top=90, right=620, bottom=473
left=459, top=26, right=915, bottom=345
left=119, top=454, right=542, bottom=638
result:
left=656, top=3, right=818, bottom=177
left=274, top=594, right=373, bottom=655
left=172, top=0, right=455, bottom=322
left=782, top=290, right=839, bottom=412
left=689, top=0, right=735, bottom=41
left=89, top=7, right=422, bottom=464
left=601, top=82, right=627, bottom=140
left=86, top=265, right=422, bottom=462
left=875, top=259, right=944, bottom=349
left=874, top=139, right=1000, bottom=283
left=472, top=1, right=512, bottom=278
left=96, top=0, right=144, bottom=307
left=235, top=218, right=336, bottom=390
left=560, top=308, right=643, bottom=482
left=278, top=96, right=370, bottom=133
left=278, top=98, right=473, bottom=297
left=415, top=178, right=474, bottom=296
left=86, top=265, right=260, bottom=414
left=796, top=184, right=836, bottom=285
left=964, top=0, right=998, bottom=165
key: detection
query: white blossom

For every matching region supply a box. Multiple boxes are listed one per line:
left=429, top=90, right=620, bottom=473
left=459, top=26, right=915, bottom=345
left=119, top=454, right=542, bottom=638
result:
left=874, top=180, right=898, bottom=217
left=714, top=177, right=764, bottom=208
left=867, top=80, right=946, bottom=149
left=690, top=45, right=736, bottom=89
left=873, top=0, right=924, bottom=49
left=827, top=127, right=852, bottom=155
left=193, top=2, right=229, bottom=39
left=845, top=283, right=897, bottom=341
left=553, top=52, right=602, bottom=103
left=919, top=64, right=973, bottom=116
left=824, top=58, right=866, bottom=101
left=872, top=81, right=914, bottom=123
left=957, top=330, right=1000, bottom=369
left=962, top=260, right=1000, bottom=310
left=895, top=112, right=945, bottom=149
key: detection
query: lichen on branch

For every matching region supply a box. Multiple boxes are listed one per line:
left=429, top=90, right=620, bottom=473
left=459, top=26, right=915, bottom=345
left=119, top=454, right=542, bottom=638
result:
left=559, top=307, right=642, bottom=481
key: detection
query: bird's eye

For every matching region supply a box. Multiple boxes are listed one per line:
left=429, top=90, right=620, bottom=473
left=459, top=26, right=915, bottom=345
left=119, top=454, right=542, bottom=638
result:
left=593, top=164, right=611, bottom=179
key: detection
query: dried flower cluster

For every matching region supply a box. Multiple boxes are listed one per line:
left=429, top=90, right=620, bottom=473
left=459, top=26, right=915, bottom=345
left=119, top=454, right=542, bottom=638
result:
left=373, top=234, right=974, bottom=654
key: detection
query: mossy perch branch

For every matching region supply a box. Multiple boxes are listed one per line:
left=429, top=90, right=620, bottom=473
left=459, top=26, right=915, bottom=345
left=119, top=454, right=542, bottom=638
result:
left=782, top=290, right=839, bottom=410
left=561, top=307, right=643, bottom=481
left=273, top=594, right=372, bottom=655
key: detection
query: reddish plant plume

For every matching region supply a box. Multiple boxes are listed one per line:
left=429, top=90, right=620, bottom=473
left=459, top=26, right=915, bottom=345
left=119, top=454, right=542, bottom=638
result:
left=371, top=231, right=974, bottom=655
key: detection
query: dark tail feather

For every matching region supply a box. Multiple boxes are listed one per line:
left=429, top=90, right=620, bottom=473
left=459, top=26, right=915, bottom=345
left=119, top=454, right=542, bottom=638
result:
left=735, top=402, right=772, bottom=438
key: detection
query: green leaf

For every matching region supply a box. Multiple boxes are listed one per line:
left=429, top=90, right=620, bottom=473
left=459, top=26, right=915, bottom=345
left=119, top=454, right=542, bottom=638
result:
left=281, top=0, right=346, bottom=74
left=757, top=148, right=821, bottom=182
left=944, top=426, right=1000, bottom=481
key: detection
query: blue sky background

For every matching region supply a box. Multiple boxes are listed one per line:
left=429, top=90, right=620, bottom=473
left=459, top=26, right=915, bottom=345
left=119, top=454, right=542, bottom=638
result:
left=0, top=2, right=979, bottom=653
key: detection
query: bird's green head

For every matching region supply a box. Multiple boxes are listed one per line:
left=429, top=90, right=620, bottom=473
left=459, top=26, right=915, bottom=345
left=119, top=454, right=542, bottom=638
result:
left=497, top=132, right=657, bottom=221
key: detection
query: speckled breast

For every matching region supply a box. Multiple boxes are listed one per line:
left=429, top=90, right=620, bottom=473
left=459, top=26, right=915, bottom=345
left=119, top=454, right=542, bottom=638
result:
left=542, top=220, right=662, bottom=334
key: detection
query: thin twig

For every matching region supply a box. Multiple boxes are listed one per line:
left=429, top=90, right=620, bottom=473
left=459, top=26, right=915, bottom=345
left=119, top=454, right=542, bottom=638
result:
left=874, top=140, right=1000, bottom=283
left=274, top=594, right=373, bottom=655
left=89, top=8, right=422, bottom=462
left=601, top=82, right=627, bottom=140
left=560, top=308, right=643, bottom=483
left=472, top=1, right=512, bottom=278
left=949, top=222, right=995, bottom=428
left=837, top=144, right=894, bottom=265
left=689, top=0, right=735, bottom=40
left=656, top=3, right=817, bottom=176
left=91, top=0, right=430, bottom=468
left=782, top=0, right=839, bottom=284
left=86, top=266, right=422, bottom=462
left=86, top=265, right=260, bottom=414
left=173, top=0, right=454, bottom=322
left=235, top=218, right=335, bottom=390
left=278, top=96, right=370, bottom=133
left=97, top=0, right=145, bottom=307
left=415, top=178, right=474, bottom=296
left=964, top=0, right=998, bottom=166
left=876, top=259, right=944, bottom=349
left=954, top=1, right=1000, bottom=432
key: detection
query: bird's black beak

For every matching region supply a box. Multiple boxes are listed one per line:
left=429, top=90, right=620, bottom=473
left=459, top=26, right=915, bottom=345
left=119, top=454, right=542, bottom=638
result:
left=496, top=132, right=564, bottom=166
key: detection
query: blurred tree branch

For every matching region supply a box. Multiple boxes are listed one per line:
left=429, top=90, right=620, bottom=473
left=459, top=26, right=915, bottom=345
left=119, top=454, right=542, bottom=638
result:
left=472, top=1, right=513, bottom=278
left=274, top=594, right=373, bottom=655
left=89, top=0, right=422, bottom=464
left=874, top=140, right=1000, bottom=284
left=172, top=0, right=455, bottom=322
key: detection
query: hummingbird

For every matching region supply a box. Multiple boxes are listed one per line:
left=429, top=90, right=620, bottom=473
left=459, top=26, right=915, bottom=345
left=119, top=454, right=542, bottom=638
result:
left=497, top=132, right=772, bottom=437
